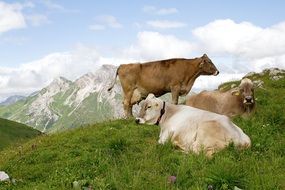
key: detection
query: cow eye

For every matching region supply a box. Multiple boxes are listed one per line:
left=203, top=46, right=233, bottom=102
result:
left=145, top=105, right=151, bottom=110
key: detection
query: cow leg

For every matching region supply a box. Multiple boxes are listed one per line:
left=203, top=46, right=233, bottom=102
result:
left=171, top=86, right=180, bottom=104
left=130, top=89, right=142, bottom=105
left=158, top=129, right=171, bottom=144
left=123, top=100, right=133, bottom=118
left=123, top=90, right=135, bottom=118
left=123, top=102, right=132, bottom=118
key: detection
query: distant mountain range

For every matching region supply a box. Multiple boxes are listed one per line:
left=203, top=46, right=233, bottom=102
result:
left=0, top=95, right=26, bottom=106
left=0, top=65, right=125, bottom=133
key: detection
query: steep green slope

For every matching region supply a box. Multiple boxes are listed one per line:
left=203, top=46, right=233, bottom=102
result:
left=49, top=92, right=114, bottom=133
left=0, top=71, right=284, bottom=189
left=0, top=118, right=41, bottom=150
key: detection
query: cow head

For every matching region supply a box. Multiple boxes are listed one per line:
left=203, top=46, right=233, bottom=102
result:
left=135, top=94, right=164, bottom=125
left=199, top=54, right=219, bottom=76
left=232, top=78, right=255, bottom=109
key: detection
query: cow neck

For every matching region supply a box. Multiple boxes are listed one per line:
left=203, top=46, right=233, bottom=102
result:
left=155, top=101, right=166, bottom=125
left=189, top=71, right=201, bottom=85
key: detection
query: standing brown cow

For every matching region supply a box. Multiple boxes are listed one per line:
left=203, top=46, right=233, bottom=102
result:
left=108, top=54, right=219, bottom=117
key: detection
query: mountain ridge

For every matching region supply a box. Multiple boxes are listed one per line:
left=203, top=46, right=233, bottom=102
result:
left=0, top=95, right=26, bottom=106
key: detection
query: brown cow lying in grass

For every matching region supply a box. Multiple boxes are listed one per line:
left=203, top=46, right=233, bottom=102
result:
left=186, top=78, right=255, bottom=117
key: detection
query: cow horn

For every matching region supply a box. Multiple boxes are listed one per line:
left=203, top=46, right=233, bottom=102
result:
left=146, top=93, right=155, bottom=99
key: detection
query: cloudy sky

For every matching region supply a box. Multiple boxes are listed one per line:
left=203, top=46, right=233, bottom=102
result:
left=1, top=0, right=285, bottom=101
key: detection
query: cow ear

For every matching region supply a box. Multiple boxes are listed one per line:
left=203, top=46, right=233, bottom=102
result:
left=231, top=90, right=240, bottom=96
left=202, top=53, right=208, bottom=58
left=146, top=93, right=155, bottom=100
left=139, top=99, right=145, bottom=105
left=199, top=61, right=205, bottom=68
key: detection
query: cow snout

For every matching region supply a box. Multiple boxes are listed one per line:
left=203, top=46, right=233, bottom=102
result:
left=244, top=96, right=253, bottom=104
left=214, top=70, right=219, bottom=76
left=135, top=118, right=140, bottom=124
left=135, top=118, right=145, bottom=124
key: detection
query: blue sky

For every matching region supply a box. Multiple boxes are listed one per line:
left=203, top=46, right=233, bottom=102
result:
left=1, top=0, right=285, bottom=100
left=2, top=0, right=285, bottom=65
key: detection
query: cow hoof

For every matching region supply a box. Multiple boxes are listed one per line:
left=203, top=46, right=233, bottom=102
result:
left=158, top=139, right=164, bottom=144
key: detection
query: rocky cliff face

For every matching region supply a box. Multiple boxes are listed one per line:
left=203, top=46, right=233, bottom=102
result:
left=26, top=77, right=72, bottom=132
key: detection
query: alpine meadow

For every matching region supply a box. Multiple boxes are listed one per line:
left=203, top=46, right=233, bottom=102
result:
left=0, top=69, right=284, bottom=189
left=1, top=1, right=285, bottom=190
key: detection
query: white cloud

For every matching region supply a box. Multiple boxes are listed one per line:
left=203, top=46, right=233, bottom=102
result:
left=147, top=20, right=187, bottom=29
left=143, top=5, right=178, bottom=15
left=157, top=8, right=178, bottom=15
left=0, top=44, right=131, bottom=101
left=0, top=35, right=28, bottom=45
left=250, top=55, right=285, bottom=72
left=26, top=14, right=51, bottom=26
left=39, top=0, right=78, bottom=13
left=123, top=31, right=194, bottom=61
left=0, top=1, right=26, bottom=34
left=2, top=19, right=285, bottom=101
left=0, top=32, right=195, bottom=100
left=41, top=0, right=64, bottom=11
left=22, top=1, right=35, bottom=8
left=192, top=73, right=245, bottom=92
left=89, top=24, right=105, bottom=31
left=89, top=15, right=122, bottom=31
left=193, top=19, right=285, bottom=59
left=0, top=1, right=52, bottom=35
left=192, top=19, right=285, bottom=72
left=0, top=46, right=96, bottom=100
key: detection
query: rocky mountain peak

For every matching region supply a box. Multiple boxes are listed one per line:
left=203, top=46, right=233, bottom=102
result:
left=74, top=72, right=96, bottom=88
left=93, top=64, right=117, bottom=82
left=50, top=76, right=71, bottom=86
left=45, top=76, right=71, bottom=94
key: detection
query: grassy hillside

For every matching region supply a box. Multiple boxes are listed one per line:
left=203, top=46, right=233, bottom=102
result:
left=0, top=71, right=284, bottom=189
left=0, top=118, right=41, bottom=151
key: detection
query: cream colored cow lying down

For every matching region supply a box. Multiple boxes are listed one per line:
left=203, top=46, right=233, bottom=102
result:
left=136, top=94, right=251, bottom=157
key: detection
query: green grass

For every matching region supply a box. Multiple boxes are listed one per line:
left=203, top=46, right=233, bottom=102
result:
left=0, top=118, right=41, bottom=151
left=0, top=73, right=284, bottom=189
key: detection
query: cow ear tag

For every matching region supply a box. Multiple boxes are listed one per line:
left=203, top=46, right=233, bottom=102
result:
left=233, top=91, right=240, bottom=96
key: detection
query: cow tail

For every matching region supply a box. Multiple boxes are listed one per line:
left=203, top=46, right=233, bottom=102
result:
left=108, top=66, right=120, bottom=92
